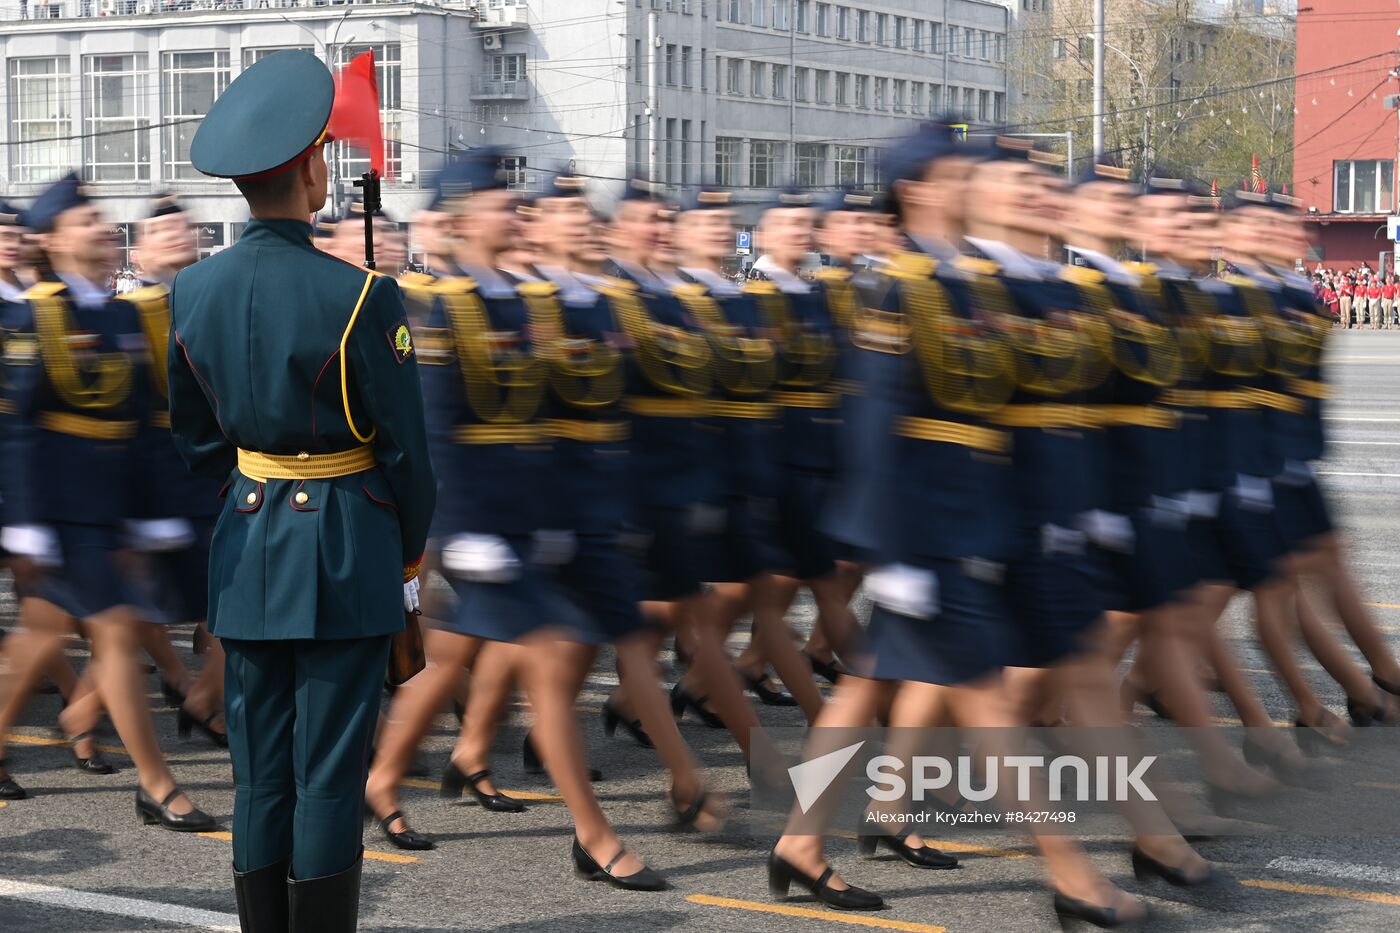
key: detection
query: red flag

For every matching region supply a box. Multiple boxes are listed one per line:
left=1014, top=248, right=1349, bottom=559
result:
left=329, top=51, right=386, bottom=179
left=1211, top=178, right=1223, bottom=212
left=1250, top=154, right=1265, bottom=194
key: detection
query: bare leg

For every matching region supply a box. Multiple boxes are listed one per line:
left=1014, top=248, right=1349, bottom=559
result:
left=0, top=597, right=70, bottom=763
left=139, top=622, right=191, bottom=696
left=677, top=592, right=765, bottom=761
left=748, top=574, right=824, bottom=722
left=449, top=639, right=520, bottom=795
left=86, top=608, right=194, bottom=814
left=366, top=627, right=481, bottom=832
left=1306, top=538, right=1400, bottom=685
left=519, top=634, right=645, bottom=876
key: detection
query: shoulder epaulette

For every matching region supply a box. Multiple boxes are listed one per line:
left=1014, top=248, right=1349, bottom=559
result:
left=889, top=251, right=937, bottom=280
left=1059, top=265, right=1107, bottom=286
left=671, top=283, right=710, bottom=299
left=953, top=256, right=1000, bottom=277
left=516, top=280, right=560, bottom=298
left=399, top=271, right=436, bottom=288
left=742, top=280, right=780, bottom=296
left=120, top=284, right=170, bottom=304
left=601, top=275, right=638, bottom=292
left=1124, top=261, right=1158, bottom=277
left=1223, top=274, right=1258, bottom=289
left=813, top=266, right=852, bottom=283
left=431, top=276, right=479, bottom=296
left=20, top=281, right=67, bottom=301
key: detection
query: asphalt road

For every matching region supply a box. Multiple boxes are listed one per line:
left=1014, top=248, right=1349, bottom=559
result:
left=6, top=330, right=1400, bottom=933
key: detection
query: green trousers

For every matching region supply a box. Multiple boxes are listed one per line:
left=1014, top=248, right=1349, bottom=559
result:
left=223, top=636, right=389, bottom=879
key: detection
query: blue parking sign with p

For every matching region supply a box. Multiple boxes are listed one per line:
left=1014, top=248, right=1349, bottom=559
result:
left=736, top=231, right=752, bottom=249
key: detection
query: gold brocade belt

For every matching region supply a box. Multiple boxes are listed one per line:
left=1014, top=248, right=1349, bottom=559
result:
left=623, top=397, right=708, bottom=418
left=771, top=390, right=839, bottom=409
left=544, top=419, right=630, bottom=442
left=37, top=411, right=139, bottom=440
left=894, top=416, right=1010, bottom=454
left=237, top=445, right=375, bottom=482
left=709, top=400, right=779, bottom=420
left=988, top=404, right=1101, bottom=430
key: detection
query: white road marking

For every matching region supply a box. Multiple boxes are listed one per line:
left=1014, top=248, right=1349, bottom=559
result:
left=0, top=878, right=240, bottom=931
left=1266, top=856, right=1400, bottom=887
left=1330, top=440, right=1400, bottom=446
left=1318, top=471, right=1400, bottom=478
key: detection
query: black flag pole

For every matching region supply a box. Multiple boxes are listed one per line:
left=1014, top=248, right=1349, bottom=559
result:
left=353, top=169, right=380, bottom=270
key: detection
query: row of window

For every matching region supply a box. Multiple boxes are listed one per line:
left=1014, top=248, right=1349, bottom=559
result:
left=718, top=1, right=1006, bottom=61
left=715, top=137, right=875, bottom=188
left=8, top=44, right=402, bottom=185
left=719, top=56, right=1004, bottom=122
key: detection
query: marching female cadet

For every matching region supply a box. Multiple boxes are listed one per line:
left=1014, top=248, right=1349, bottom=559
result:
left=735, top=189, right=854, bottom=718
left=530, top=170, right=726, bottom=838
left=664, top=188, right=791, bottom=770
left=125, top=193, right=229, bottom=749
left=365, top=150, right=535, bottom=850
left=0, top=175, right=217, bottom=830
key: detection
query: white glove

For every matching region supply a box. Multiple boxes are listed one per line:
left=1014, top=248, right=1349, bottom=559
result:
left=531, top=529, right=577, bottom=566
left=2, top=525, right=61, bottom=567
left=1231, top=474, right=1274, bottom=513
left=1040, top=522, right=1088, bottom=558
left=1080, top=510, right=1135, bottom=553
left=123, top=518, right=196, bottom=553
left=440, top=534, right=523, bottom=583
left=865, top=563, right=940, bottom=620
left=403, top=577, right=421, bottom=613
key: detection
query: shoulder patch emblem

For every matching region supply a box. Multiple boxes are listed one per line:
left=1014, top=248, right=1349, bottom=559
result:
left=388, top=319, right=414, bottom=363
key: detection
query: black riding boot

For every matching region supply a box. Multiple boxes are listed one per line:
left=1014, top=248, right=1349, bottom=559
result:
left=288, top=855, right=362, bottom=933
left=233, top=860, right=290, bottom=933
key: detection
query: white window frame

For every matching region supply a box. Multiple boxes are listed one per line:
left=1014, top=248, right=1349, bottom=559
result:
left=85, top=53, right=150, bottom=183
left=9, top=56, right=72, bottom=185
left=162, top=50, right=230, bottom=181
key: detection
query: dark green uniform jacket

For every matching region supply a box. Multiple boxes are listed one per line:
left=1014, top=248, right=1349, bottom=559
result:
left=167, top=218, right=436, bottom=640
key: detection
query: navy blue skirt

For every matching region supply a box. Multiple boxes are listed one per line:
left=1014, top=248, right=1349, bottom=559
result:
left=767, top=470, right=839, bottom=581
left=1273, top=477, right=1334, bottom=551
left=1189, top=494, right=1286, bottom=590
left=33, top=524, right=145, bottom=620
left=1005, top=539, right=1103, bottom=668
left=439, top=534, right=644, bottom=645
left=861, top=558, right=1012, bottom=686
left=1090, top=507, right=1199, bottom=613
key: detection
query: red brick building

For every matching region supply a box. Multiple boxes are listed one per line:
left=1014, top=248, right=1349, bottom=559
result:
left=1294, top=1, right=1400, bottom=271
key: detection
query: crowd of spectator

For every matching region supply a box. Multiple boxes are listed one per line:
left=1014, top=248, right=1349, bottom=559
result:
left=1313, top=265, right=1400, bottom=328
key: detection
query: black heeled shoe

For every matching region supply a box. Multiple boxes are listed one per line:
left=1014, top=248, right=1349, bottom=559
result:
left=160, top=679, right=186, bottom=709
left=377, top=810, right=435, bottom=851
left=1131, top=847, right=1215, bottom=888
left=135, top=786, right=217, bottom=832
left=1347, top=697, right=1383, bottom=727
left=571, top=836, right=667, bottom=891
left=671, top=789, right=725, bottom=833
left=233, top=859, right=288, bottom=933
left=603, top=700, right=653, bottom=748
left=1052, top=890, right=1144, bottom=929
left=523, top=731, right=602, bottom=782
left=857, top=830, right=958, bottom=869
left=0, top=760, right=26, bottom=800
left=1293, top=712, right=1349, bottom=755
left=742, top=670, right=798, bottom=707
left=767, top=850, right=884, bottom=910
left=177, top=706, right=229, bottom=749
left=441, top=762, right=526, bottom=812
left=1242, top=736, right=1317, bottom=788
left=670, top=683, right=724, bottom=728
left=68, top=732, right=115, bottom=775
left=804, top=653, right=843, bottom=685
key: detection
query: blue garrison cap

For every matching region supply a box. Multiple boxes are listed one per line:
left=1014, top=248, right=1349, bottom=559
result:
left=620, top=176, right=661, bottom=202
left=0, top=200, right=24, bottom=228
left=680, top=186, right=734, bottom=213
left=1072, top=155, right=1133, bottom=188
left=542, top=170, right=588, bottom=201
left=762, top=185, right=816, bottom=214
left=820, top=186, right=880, bottom=214
left=148, top=192, right=185, bottom=219
left=25, top=172, right=90, bottom=234
left=884, top=120, right=964, bottom=190
left=190, top=50, right=333, bottom=180
left=432, top=147, right=508, bottom=206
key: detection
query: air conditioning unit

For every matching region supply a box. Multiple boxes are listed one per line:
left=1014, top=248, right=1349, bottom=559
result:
left=139, top=0, right=155, bottom=12
left=100, top=0, right=117, bottom=14
left=483, top=33, right=504, bottom=51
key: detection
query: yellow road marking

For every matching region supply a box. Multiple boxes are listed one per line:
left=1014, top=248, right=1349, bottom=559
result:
left=1240, top=878, right=1400, bottom=907
left=0, top=801, right=7, bottom=809
left=196, top=831, right=418, bottom=865
left=1210, top=716, right=1291, bottom=727
left=687, top=894, right=946, bottom=932
left=1356, top=781, right=1400, bottom=792
left=6, top=731, right=126, bottom=756
left=779, top=824, right=1033, bottom=861
left=1365, top=602, right=1400, bottom=610
left=399, top=776, right=561, bottom=801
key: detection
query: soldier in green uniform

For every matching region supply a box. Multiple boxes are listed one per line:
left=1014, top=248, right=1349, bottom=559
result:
left=165, top=51, right=435, bottom=932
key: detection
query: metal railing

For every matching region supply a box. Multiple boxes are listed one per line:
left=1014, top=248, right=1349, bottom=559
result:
left=470, top=74, right=530, bottom=98
left=12, top=0, right=430, bottom=21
